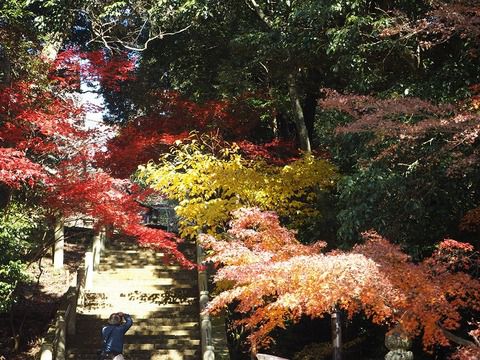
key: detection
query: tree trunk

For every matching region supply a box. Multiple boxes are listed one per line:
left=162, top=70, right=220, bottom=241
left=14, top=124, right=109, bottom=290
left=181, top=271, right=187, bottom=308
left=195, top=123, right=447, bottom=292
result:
left=303, top=91, right=318, bottom=140
left=0, top=183, right=12, bottom=210
left=53, top=217, right=65, bottom=269
left=0, top=49, right=12, bottom=85
left=273, top=112, right=293, bottom=140
left=287, top=72, right=311, bottom=152
left=331, top=307, right=342, bottom=360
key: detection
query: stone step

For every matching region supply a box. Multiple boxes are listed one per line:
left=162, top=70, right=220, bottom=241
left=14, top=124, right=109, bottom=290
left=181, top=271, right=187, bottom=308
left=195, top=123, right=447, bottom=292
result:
left=98, top=263, right=185, bottom=271
left=88, top=282, right=196, bottom=293
left=78, top=288, right=198, bottom=312
left=70, top=321, right=199, bottom=336
left=100, top=248, right=194, bottom=260
left=98, top=250, right=182, bottom=257
left=104, top=248, right=161, bottom=254
left=78, top=310, right=198, bottom=320
left=90, top=276, right=195, bottom=286
left=100, top=250, right=165, bottom=265
left=86, top=287, right=196, bottom=296
left=68, top=336, right=200, bottom=347
left=75, top=319, right=199, bottom=329
left=75, top=325, right=200, bottom=336
left=67, top=356, right=198, bottom=360
left=75, top=315, right=199, bottom=325
left=67, top=350, right=199, bottom=360
left=94, top=265, right=194, bottom=274
left=69, top=339, right=201, bottom=353
left=93, top=267, right=196, bottom=278
left=74, top=327, right=200, bottom=338
left=78, top=303, right=198, bottom=313
left=68, top=240, right=201, bottom=360
left=83, top=290, right=198, bottom=300
left=88, top=285, right=196, bottom=294
left=70, top=348, right=199, bottom=355
left=105, top=239, right=194, bottom=248
left=85, top=289, right=197, bottom=299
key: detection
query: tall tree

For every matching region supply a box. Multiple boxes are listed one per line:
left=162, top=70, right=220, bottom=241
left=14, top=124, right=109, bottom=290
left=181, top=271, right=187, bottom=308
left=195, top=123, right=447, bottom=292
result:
left=101, top=0, right=445, bottom=150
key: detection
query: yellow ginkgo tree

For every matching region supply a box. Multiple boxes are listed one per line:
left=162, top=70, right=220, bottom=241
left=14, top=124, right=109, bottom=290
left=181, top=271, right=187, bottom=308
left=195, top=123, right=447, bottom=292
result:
left=137, top=135, right=338, bottom=239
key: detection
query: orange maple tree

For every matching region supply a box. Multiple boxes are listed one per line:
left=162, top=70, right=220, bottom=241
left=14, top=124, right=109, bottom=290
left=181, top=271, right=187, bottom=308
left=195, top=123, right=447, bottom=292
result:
left=200, top=208, right=480, bottom=353
left=450, top=321, right=480, bottom=360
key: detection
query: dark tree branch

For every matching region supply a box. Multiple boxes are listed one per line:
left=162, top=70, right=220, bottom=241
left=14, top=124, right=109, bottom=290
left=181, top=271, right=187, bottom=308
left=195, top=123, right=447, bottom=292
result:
left=246, top=0, right=275, bottom=28
left=437, top=323, right=477, bottom=347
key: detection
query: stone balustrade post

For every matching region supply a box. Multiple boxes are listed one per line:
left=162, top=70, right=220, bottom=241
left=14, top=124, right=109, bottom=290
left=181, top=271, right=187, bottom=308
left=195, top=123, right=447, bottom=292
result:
left=40, top=344, right=53, bottom=360
left=197, top=236, right=215, bottom=360
left=85, top=251, right=93, bottom=290
left=331, top=307, right=342, bottom=360
left=199, top=290, right=209, bottom=311
left=93, top=230, right=101, bottom=271
left=100, top=226, right=106, bottom=251
left=55, top=311, right=66, bottom=360
left=204, top=345, right=215, bottom=360
left=53, top=217, right=65, bottom=269
left=201, top=314, right=212, bottom=356
left=385, top=325, right=413, bottom=360
left=77, top=265, right=85, bottom=306
left=67, top=286, right=77, bottom=335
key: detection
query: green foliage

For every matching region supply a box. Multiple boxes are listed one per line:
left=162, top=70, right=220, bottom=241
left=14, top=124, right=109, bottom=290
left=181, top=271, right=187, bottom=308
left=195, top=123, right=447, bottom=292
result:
left=336, top=167, right=470, bottom=253
left=0, top=1, right=63, bottom=85
left=0, top=0, right=31, bottom=22
left=0, top=203, right=44, bottom=313
left=313, top=109, right=377, bottom=172
left=0, top=0, right=77, bottom=38
left=134, top=0, right=434, bottom=94
left=29, top=0, right=79, bottom=36
left=0, top=260, right=26, bottom=313
left=314, top=106, right=480, bottom=254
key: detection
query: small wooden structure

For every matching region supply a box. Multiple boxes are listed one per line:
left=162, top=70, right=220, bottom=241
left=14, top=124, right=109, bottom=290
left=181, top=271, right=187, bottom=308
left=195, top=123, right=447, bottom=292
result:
left=141, top=197, right=178, bottom=233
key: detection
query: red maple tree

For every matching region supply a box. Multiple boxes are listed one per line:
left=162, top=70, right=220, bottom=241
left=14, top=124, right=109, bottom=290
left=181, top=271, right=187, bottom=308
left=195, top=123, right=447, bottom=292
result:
left=0, top=49, right=192, bottom=267
left=100, top=90, right=297, bottom=178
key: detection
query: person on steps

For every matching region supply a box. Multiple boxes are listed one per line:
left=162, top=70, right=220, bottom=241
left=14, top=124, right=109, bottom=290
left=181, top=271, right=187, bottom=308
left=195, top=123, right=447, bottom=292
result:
left=101, top=312, right=133, bottom=360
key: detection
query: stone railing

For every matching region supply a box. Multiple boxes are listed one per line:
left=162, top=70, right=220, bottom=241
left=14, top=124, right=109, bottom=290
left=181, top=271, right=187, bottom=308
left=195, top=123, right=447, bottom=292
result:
left=39, top=269, right=83, bottom=360
left=196, top=237, right=230, bottom=360
left=39, top=226, right=106, bottom=360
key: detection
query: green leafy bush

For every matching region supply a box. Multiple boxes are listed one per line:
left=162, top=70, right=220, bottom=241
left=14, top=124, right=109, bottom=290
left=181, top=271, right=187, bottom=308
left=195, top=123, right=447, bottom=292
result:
left=0, top=203, right=44, bottom=312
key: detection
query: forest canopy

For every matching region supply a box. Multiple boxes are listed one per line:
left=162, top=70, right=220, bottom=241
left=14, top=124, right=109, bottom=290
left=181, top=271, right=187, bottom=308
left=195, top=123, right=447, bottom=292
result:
left=0, top=0, right=479, bottom=359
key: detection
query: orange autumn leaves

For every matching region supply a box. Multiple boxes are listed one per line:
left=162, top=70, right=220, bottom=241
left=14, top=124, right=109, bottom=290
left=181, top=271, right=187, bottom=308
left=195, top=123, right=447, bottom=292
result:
left=199, top=208, right=480, bottom=352
left=356, top=232, right=479, bottom=350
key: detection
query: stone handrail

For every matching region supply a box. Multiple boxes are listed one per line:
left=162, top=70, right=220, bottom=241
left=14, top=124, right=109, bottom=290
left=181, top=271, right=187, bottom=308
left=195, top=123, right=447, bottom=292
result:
left=196, top=237, right=230, bottom=360
left=197, top=241, right=215, bottom=360
left=39, top=269, right=82, bottom=360
left=39, top=235, right=100, bottom=360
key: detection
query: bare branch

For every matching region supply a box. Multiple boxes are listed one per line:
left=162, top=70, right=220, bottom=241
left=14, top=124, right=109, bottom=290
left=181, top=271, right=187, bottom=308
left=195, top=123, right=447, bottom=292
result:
left=437, top=324, right=477, bottom=347
left=246, top=0, right=275, bottom=28
left=116, top=24, right=192, bottom=51
left=82, top=7, right=192, bottom=52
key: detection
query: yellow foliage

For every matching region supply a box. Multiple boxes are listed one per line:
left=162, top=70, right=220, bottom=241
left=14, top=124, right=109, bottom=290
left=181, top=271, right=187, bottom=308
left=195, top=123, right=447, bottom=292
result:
left=137, top=139, right=338, bottom=238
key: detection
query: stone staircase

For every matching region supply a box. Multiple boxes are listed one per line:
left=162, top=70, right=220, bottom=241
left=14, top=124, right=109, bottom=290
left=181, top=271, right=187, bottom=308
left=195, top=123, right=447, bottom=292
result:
left=67, top=238, right=201, bottom=360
